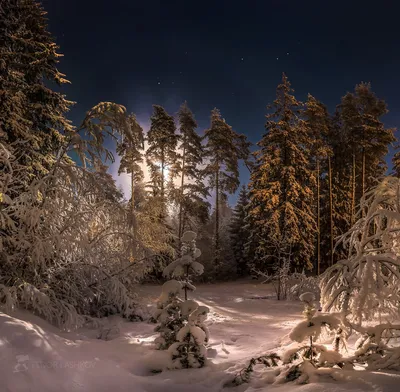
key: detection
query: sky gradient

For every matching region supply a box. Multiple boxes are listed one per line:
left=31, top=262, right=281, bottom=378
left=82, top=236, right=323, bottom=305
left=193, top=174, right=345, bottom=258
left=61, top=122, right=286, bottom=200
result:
left=42, top=0, right=400, bottom=203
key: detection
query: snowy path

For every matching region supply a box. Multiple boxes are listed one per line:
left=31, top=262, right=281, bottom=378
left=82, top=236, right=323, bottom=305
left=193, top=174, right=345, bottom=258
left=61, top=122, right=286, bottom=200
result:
left=1, top=281, right=400, bottom=392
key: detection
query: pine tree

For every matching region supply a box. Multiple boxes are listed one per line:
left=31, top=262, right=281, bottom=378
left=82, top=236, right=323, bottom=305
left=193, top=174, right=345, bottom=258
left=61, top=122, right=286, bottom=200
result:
left=248, top=73, right=316, bottom=271
left=304, top=95, right=332, bottom=274
left=229, top=185, right=250, bottom=276
left=117, top=114, right=144, bottom=208
left=0, top=0, right=74, bottom=181
left=116, top=114, right=144, bottom=256
left=146, top=105, right=178, bottom=218
left=170, top=102, right=209, bottom=251
left=322, top=110, right=354, bottom=264
left=203, top=108, right=249, bottom=268
left=329, top=84, right=395, bottom=262
left=336, top=83, right=395, bottom=211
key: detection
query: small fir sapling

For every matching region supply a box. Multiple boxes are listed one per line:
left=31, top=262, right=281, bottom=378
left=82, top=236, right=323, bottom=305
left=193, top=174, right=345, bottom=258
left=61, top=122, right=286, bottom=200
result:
left=282, top=292, right=347, bottom=382
left=168, top=305, right=210, bottom=369
left=153, top=280, right=184, bottom=350
left=154, top=231, right=210, bottom=369
left=163, top=230, right=203, bottom=300
left=232, top=292, right=345, bottom=386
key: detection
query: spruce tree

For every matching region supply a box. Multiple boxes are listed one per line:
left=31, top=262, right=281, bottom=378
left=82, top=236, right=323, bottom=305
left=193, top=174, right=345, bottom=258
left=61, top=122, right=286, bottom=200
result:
left=0, top=0, right=74, bottom=181
left=248, top=73, right=316, bottom=271
left=154, top=231, right=210, bottom=369
left=170, top=102, right=209, bottom=251
left=203, top=108, right=249, bottom=268
left=229, top=185, right=251, bottom=276
left=146, top=105, right=178, bottom=218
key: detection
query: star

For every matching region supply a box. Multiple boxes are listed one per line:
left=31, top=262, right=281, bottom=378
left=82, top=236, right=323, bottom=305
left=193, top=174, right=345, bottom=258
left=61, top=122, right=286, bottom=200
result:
left=287, top=52, right=289, bottom=55
left=276, top=57, right=279, bottom=60
left=157, top=81, right=161, bottom=85
left=241, top=57, right=244, bottom=61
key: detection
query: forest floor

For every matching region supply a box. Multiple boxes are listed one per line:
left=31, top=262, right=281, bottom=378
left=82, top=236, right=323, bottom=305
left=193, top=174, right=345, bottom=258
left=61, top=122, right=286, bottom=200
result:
left=1, top=280, right=400, bottom=392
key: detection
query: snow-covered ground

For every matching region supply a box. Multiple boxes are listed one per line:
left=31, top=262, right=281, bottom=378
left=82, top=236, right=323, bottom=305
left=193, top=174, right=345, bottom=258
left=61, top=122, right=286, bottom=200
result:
left=1, top=280, right=400, bottom=392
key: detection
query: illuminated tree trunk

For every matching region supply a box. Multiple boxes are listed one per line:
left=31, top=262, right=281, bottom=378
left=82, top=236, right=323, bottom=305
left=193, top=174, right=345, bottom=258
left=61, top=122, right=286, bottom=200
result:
left=351, top=154, right=356, bottom=226
left=177, top=147, right=186, bottom=256
left=328, top=156, right=334, bottom=267
left=214, top=167, right=220, bottom=266
left=316, top=159, right=321, bottom=275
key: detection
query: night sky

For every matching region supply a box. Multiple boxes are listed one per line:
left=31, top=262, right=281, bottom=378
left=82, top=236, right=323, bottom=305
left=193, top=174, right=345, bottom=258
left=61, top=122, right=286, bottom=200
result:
left=42, top=0, right=400, bottom=202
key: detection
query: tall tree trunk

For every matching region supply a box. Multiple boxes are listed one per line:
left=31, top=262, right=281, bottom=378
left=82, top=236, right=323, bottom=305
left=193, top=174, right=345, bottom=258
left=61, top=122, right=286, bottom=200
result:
left=361, top=149, right=366, bottom=217
left=178, top=147, right=186, bottom=256
left=351, top=154, right=356, bottom=226
left=214, top=168, right=220, bottom=266
left=362, top=149, right=365, bottom=196
left=316, top=159, right=321, bottom=275
left=328, top=156, right=334, bottom=267
left=160, top=149, right=165, bottom=220
left=130, top=169, right=135, bottom=260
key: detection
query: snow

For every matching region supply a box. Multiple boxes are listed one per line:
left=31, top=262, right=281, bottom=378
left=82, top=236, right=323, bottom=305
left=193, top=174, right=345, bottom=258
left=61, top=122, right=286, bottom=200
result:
left=289, top=314, right=341, bottom=343
left=2, top=280, right=400, bottom=392
left=299, top=292, right=316, bottom=304
left=158, top=280, right=182, bottom=305
left=180, top=299, right=199, bottom=316
left=181, top=231, right=197, bottom=242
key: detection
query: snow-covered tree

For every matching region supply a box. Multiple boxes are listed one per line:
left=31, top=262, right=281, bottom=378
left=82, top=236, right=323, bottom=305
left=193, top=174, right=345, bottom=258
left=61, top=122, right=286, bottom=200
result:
left=248, top=73, right=316, bottom=271
left=0, top=0, right=74, bottom=182
left=153, top=231, right=209, bottom=369
left=321, top=176, right=400, bottom=323
left=0, top=102, right=162, bottom=328
left=168, top=304, right=209, bottom=369
left=163, top=231, right=203, bottom=299
left=232, top=292, right=344, bottom=386
left=153, top=280, right=185, bottom=350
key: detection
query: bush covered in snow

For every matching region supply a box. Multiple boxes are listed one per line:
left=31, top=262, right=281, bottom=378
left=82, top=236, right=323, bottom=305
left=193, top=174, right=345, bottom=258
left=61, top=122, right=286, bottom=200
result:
left=321, top=177, right=400, bottom=322
left=288, top=272, right=321, bottom=302
left=0, top=103, right=170, bottom=329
